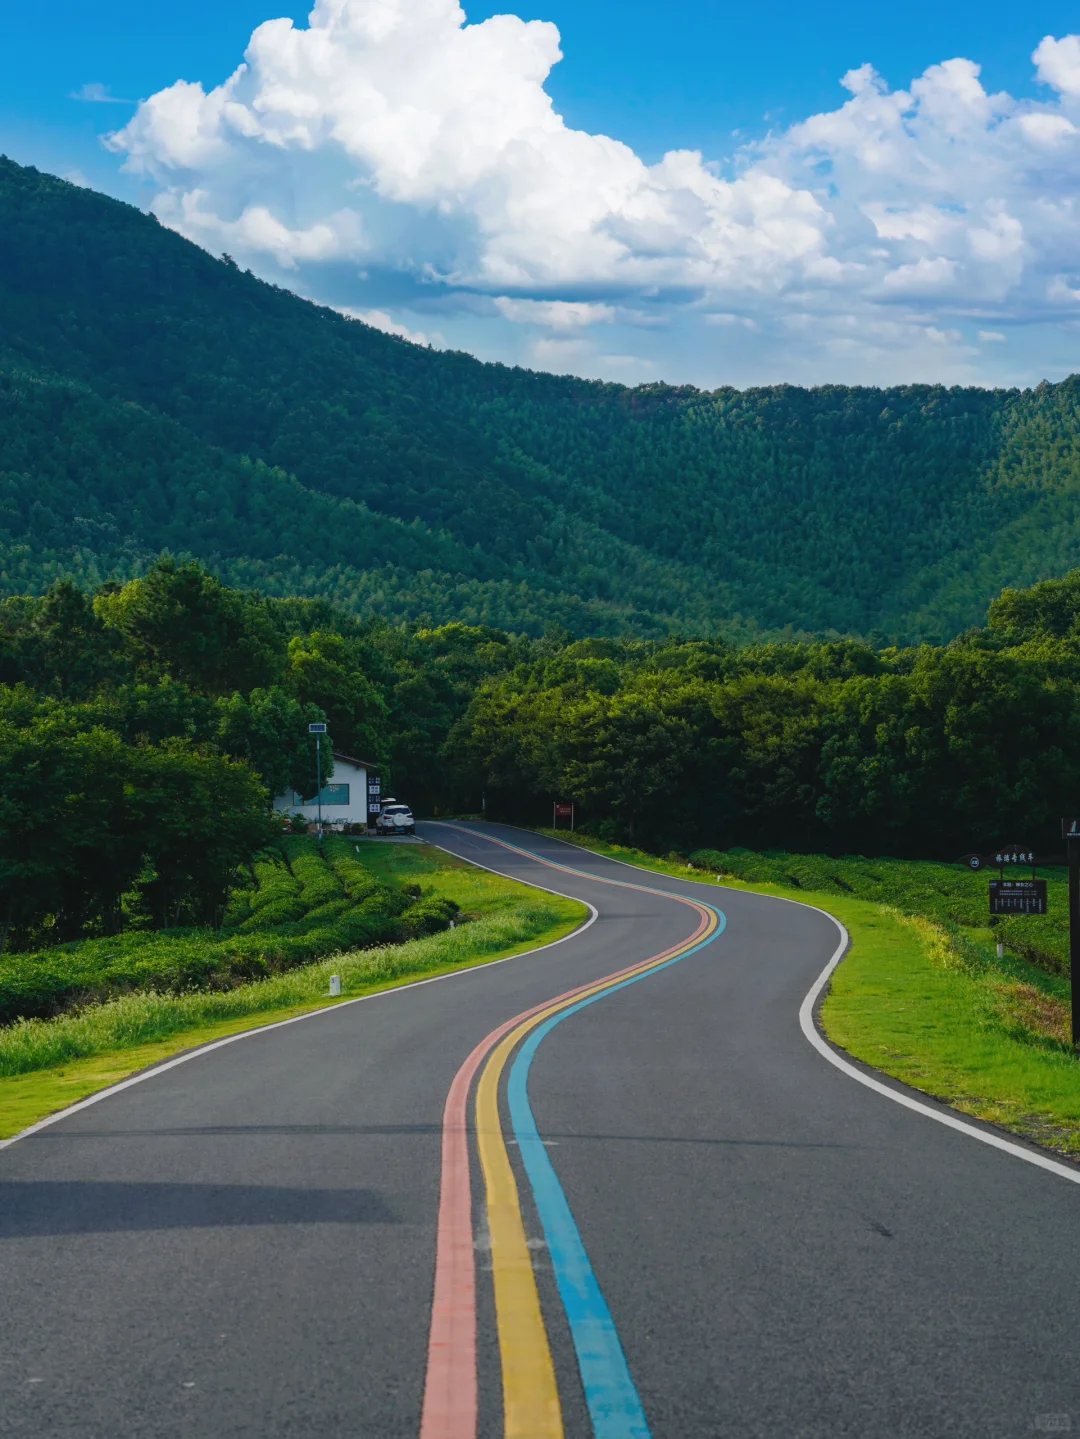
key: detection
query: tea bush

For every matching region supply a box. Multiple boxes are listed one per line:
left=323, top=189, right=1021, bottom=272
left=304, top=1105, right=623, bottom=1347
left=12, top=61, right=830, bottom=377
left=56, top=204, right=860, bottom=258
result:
left=0, top=839, right=458, bottom=1024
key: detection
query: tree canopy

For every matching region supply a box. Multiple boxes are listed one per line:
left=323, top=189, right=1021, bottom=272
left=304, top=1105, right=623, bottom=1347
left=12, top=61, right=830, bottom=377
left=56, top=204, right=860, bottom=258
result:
left=7, top=561, right=1080, bottom=953
left=5, top=156, right=1080, bottom=641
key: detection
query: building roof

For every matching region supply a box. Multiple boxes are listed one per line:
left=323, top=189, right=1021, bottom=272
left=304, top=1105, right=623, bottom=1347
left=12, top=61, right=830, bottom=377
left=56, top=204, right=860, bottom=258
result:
left=332, top=751, right=379, bottom=770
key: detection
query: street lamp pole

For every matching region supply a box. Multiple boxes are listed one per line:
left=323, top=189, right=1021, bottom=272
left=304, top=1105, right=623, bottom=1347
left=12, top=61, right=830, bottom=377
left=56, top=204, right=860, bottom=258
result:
left=309, top=722, right=328, bottom=839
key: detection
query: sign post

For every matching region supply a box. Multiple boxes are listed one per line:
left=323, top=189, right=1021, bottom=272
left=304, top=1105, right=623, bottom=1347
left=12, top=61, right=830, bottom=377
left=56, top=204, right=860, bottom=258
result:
left=309, top=723, right=327, bottom=837
left=965, top=845, right=1049, bottom=963
left=553, top=801, right=574, bottom=832
left=1064, top=820, right=1080, bottom=1045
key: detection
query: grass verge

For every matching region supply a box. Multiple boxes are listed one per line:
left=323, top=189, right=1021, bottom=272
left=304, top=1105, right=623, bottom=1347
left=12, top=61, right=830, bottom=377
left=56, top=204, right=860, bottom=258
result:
left=0, top=843, right=585, bottom=1141
left=531, top=828, right=1080, bottom=1159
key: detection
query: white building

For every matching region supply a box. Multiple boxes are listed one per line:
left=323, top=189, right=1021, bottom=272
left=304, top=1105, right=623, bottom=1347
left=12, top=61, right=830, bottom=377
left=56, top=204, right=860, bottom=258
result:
left=273, top=752, right=379, bottom=827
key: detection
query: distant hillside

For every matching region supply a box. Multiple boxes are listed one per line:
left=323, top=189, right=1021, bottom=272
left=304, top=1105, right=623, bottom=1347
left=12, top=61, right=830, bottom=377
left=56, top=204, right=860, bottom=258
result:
left=4, top=154, right=1080, bottom=641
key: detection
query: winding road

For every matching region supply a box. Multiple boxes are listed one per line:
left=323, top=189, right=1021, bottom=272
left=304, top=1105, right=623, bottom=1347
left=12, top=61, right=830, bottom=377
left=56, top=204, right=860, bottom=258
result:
left=3, top=822, right=1080, bottom=1437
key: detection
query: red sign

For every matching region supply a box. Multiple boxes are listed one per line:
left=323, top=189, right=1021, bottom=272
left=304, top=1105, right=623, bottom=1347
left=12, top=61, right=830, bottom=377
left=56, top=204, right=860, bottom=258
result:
left=554, top=803, right=573, bottom=818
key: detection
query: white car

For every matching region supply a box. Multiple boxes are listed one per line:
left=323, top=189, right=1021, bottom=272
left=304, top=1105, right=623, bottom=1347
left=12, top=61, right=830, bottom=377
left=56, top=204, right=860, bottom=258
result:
left=375, top=800, right=415, bottom=836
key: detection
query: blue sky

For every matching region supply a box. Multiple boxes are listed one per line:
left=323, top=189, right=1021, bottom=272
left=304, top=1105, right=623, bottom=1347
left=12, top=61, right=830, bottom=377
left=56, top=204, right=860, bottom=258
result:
left=5, top=0, right=1080, bottom=388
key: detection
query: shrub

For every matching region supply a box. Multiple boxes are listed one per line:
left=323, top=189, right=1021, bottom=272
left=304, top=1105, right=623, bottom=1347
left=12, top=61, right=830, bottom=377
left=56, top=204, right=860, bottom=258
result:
left=284, top=835, right=344, bottom=909
left=234, top=851, right=306, bottom=930
left=401, top=895, right=460, bottom=937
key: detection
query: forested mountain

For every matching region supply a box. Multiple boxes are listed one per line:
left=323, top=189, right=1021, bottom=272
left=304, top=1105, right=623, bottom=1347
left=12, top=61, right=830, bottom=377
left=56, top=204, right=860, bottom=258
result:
left=5, top=155, right=1080, bottom=641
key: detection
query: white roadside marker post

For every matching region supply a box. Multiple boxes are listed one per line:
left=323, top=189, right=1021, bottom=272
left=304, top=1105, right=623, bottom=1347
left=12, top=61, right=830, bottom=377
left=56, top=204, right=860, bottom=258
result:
left=329, top=975, right=341, bottom=997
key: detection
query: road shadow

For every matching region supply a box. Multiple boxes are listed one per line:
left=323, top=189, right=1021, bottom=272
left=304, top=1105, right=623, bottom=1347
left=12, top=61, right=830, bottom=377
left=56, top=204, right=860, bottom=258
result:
left=31, top=1123, right=440, bottom=1140
left=0, top=1181, right=399, bottom=1237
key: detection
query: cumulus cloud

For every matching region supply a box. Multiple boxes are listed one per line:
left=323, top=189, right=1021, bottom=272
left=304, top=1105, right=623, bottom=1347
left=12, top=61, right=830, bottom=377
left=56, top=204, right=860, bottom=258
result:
left=109, top=0, right=827, bottom=295
left=106, top=1, right=1080, bottom=384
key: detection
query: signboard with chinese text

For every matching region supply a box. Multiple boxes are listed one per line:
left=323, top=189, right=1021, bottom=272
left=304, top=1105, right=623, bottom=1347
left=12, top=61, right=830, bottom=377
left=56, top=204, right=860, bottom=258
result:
left=989, top=879, right=1047, bottom=916
left=992, top=846, right=1035, bottom=866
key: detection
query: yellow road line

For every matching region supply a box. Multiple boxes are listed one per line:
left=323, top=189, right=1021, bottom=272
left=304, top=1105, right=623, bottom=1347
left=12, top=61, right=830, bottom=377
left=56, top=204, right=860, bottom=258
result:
left=476, top=903, right=719, bottom=1436
left=476, top=1022, right=564, bottom=1438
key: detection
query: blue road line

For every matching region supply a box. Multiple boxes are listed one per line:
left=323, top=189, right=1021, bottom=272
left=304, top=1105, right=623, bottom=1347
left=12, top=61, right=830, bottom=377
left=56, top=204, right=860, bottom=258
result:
left=506, top=904, right=727, bottom=1439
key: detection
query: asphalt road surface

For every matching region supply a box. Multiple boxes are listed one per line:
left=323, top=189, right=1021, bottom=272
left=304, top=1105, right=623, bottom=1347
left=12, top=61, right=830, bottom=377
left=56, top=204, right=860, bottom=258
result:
left=3, top=821, right=1080, bottom=1438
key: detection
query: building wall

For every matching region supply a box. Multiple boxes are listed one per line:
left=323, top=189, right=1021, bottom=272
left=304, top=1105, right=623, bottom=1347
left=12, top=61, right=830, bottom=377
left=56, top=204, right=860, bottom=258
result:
left=273, top=758, right=369, bottom=824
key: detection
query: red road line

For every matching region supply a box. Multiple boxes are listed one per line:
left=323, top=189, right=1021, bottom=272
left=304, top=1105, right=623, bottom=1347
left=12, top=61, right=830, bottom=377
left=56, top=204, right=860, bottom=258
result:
left=420, top=895, right=711, bottom=1439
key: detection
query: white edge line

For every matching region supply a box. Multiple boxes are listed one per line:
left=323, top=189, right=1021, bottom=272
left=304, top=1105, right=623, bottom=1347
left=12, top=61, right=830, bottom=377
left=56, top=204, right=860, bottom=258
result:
left=0, top=852, right=598, bottom=1152
left=795, top=903, right=1080, bottom=1185
left=480, top=822, right=1080, bottom=1188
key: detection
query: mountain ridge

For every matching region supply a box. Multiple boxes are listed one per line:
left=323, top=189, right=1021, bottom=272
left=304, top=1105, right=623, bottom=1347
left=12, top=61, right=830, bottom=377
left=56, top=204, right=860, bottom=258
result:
left=2, top=153, right=1080, bottom=641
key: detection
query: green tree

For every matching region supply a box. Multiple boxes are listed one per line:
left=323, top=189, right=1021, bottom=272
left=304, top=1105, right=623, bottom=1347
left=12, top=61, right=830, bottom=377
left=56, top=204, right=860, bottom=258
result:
left=0, top=716, right=146, bottom=948
left=286, top=630, right=386, bottom=761
left=132, top=741, right=275, bottom=928
left=95, top=559, right=285, bottom=695
left=217, top=686, right=328, bottom=797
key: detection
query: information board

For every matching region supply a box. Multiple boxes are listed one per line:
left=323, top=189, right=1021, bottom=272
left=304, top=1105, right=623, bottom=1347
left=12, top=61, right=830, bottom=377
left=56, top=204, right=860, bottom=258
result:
left=989, top=879, right=1048, bottom=916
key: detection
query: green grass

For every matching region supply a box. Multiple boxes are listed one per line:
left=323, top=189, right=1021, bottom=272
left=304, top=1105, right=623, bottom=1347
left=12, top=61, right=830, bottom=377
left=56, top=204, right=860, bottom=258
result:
left=349, top=837, right=539, bottom=918
left=0, top=843, right=586, bottom=1140
left=0, top=836, right=429, bottom=1024
left=532, top=828, right=1080, bottom=1158
left=688, top=845, right=1071, bottom=978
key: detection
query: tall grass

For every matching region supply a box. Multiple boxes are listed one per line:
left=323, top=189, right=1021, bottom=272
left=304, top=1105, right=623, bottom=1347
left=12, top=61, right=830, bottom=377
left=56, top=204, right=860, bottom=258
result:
left=0, top=901, right=556, bottom=1078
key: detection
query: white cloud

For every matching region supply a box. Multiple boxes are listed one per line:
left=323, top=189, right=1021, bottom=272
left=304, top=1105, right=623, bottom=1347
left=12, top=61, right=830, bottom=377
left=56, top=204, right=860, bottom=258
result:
left=71, top=82, right=133, bottom=104
left=978, top=329, right=1007, bottom=342
left=704, top=312, right=758, bottom=329
left=531, top=336, right=594, bottom=367
left=105, top=3, right=1080, bottom=384
left=1034, top=34, right=1080, bottom=97
left=108, top=0, right=829, bottom=298
left=336, top=306, right=438, bottom=345
left=495, top=297, right=615, bottom=329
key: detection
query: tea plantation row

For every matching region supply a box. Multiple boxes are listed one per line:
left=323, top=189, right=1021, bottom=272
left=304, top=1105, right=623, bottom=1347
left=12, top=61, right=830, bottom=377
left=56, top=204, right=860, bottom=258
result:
left=0, top=836, right=458, bottom=1024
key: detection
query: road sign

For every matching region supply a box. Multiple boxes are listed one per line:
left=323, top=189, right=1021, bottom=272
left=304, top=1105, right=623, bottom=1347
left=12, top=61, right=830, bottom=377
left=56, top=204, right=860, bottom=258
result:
left=554, top=803, right=573, bottom=818
left=992, top=846, right=1036, bottom=866
left=1064, top=818, right=1080, bottom=840
left=308, top=722, right=327, bottom=734
left=989, top=879, right=1048, bottom=916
